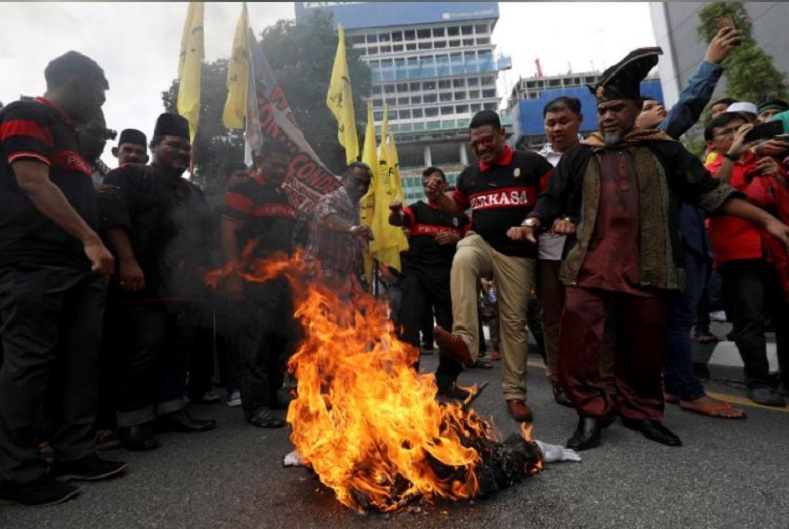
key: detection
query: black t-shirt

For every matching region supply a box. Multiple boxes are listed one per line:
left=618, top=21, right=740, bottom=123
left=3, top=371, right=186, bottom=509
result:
left=222, top=176, right=297, bottom=258
left=98, top=163, right=213, bottom=299
left=402, top=200, right=469, bottom=278
left=0, top=98, right=98, bottom=269
left=454, top=148, right=553, bottom=257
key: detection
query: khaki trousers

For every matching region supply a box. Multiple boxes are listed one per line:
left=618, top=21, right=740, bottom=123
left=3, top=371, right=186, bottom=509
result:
left=450, top=233, right=535, bottom=401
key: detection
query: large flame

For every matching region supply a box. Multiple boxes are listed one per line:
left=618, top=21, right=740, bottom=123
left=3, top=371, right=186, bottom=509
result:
left=209, top=253, right=502, bottom=512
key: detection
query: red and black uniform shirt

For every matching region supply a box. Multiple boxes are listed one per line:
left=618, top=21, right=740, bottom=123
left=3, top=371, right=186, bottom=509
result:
left=402, top=200, right=469, bottom=279
left=453, top=146, right=553, bottom=257
left=0, top=97, right=97, bottom=268
left=223, top=175, right=297, bottom=258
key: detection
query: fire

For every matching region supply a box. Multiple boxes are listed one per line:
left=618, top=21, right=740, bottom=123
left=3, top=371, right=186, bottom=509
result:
left=208, top=252, right=541, bottom=512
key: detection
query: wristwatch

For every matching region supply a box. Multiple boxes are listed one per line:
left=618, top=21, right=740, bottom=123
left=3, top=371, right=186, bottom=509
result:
left=521, top=217, right=540, bottom=229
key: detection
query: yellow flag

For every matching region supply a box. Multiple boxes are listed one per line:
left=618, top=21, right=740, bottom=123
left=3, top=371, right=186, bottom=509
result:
left=326, top=24, right=359, bottom=164
left=177, top=2, right=204, bottom=143
left=387, top=131, right=406, bottom=206
left=222, top=3, right=249, bottom=129
left=370, top=104, right=408, bottom=271
left=359, top=101, right=378, bottom=283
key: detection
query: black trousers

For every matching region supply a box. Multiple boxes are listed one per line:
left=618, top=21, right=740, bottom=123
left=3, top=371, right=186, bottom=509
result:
left=398, top=270, right=462, bottom=381
left=108, top=300, right=206, bottom=427
left=721, top=259, right=789, bottom=388
left=0, top=265, right=105, bottom=483
left=230, top=280, right=296, bottom=419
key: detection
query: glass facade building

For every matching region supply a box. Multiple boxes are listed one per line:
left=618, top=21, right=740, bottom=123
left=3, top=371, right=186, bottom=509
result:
left=295, top=2, right=511, bottom=204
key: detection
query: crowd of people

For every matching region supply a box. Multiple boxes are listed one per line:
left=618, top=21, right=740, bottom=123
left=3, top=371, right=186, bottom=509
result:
left=1, top=23, right=788, bottom=507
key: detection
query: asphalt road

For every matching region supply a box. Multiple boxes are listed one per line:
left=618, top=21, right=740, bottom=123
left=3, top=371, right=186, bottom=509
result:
left=2, top=352, right=788, bottom=529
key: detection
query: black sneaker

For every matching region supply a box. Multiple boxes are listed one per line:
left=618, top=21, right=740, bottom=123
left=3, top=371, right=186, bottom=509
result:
left=0, top=475, right=81, bottom=506
left=51, top=454, right=129, bottom=483
left=247, top=408, right=286, bottom=428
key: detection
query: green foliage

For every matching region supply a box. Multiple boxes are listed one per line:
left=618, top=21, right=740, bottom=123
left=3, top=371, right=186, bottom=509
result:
left=162, top=59, right=245, bottom=202
left=697, top=2, right=786, bottom=104
left=259, top=10, right=371, bottom=174
left=162, top=11, right=371, bottom=200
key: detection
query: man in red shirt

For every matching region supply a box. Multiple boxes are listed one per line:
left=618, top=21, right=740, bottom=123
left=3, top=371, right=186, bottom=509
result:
left=705, top=113, right=789, bottom=406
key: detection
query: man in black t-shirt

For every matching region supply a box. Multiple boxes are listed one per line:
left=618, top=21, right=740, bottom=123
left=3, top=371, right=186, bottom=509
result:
left=390, top=167, right=470, bottom=399
left=0, top=52, right=127, bottom=506
left=220, top=142, right=297, bottom=428
left=424, top=110, right=553, bottom=424
left=99, top=113, right=216, bottom=452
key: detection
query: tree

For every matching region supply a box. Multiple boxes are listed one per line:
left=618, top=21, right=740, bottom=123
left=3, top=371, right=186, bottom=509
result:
left=161, top=11, right=371, bottom=200
left=259, top=10, right=371, bottom=174
left=697, top=2, right=786, bottom=103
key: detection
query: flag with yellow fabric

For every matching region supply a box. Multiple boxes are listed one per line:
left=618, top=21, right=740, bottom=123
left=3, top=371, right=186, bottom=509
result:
left=387, top=130, right=406, bottom=205
left=370, top=104, right=409, bottom=271
left=359, top=101, right=378, bottom=283
left=222, top=2, right=249, bottom=129
left=326, top=24, right=359, bottom=164
left=177, top=2, right=204, bottom=142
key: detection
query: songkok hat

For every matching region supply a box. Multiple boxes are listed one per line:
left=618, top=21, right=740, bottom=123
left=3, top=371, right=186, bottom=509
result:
left=589, top=47, right=662, bottom=101
left=726, top=101, right=757, bottom=118
left=153, top=113, right=189, bottom=140
left=118, top=129, right=147, bottom=147
left=758, top=99, right=789, bottom=115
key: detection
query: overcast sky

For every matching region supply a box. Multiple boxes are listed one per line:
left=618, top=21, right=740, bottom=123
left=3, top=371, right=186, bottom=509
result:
left=0, top=2, right=655, bottom=155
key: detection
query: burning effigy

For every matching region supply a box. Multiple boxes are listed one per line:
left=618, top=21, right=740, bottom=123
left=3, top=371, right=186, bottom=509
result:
left=208, top=253, right=543, bottom=513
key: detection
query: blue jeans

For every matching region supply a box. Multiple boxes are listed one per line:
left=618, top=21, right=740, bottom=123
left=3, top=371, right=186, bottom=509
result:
left=664, top=251, right=707, bottom=400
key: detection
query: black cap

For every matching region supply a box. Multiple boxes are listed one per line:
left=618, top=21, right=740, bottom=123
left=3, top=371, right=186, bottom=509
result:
left=589, top=47, right=663, bottom=101
left=757, top=99, right=789, bottom=115
left=118, top=129, right=147, bottom=147
left=153, top=113, right=189, bottom=140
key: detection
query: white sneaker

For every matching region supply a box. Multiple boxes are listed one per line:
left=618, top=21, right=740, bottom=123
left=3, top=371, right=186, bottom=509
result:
left=710, top=311, right=727, bottom=322
left=226, top=391, right=242, bottom=407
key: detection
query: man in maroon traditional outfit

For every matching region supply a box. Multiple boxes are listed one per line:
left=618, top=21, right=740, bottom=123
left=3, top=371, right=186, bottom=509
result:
left=510, top=47, right=789, bottom=451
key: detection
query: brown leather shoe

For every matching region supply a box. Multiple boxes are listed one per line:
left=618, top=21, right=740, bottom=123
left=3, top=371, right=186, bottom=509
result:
left=433, top=326, right=475, bottom=367
left=506, top=399, right=534, bottom=422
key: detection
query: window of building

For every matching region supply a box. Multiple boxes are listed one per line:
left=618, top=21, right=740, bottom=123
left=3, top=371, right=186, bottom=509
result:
left=482, top=75, right=496, bottom=86
left=422, top=80, right=436, bottom=90
left=482, top=89, right=496, bottom=98
left=456, top=104, right=469, bottom=114
left=379, top=33, right=390, bottom=42
left=448, top=39, right=461, bottom=48
left=380, top=46, right=392, bottom=53
left=440, top=105, right=454, bottom=115
left=475, top=24, right=488, bottom=35
left=397, top=83, right=409, bottom=92
left=471, top=103, right=482, bottom=112
left=412, top=108, right=423, bottom=118
left=388, top=109, right=397, bottom=120
left=398, top=97, right=409, bottom=105
left=483, top=102, right=497, bottom=111
left=453, top=78, right=465, bottom=87
left=374, top=111, right=383, bottom=121
left=409, top=82, right=421, bottom=91
left=423, top=93, right=437, bottom=103
left=454, top=91, right=466, bottom=100
left=462, top=39, right=474, bottom=46
left=439, top=92, right=452, bottom=102
left=447, top=26, right=459, bottom=36
left=368, top=46, right=379, bottom=55
left=467, top=77, right=480, bottom=87
left=386, top=97, right=396, bottom=106
left=406, top=43, right=416, bottom=51
left=434, top=41, right=446, bottom=49
left=469, top=90, right=480, bottom=98
left=404, top=29, right=415, bottom=40
left=438, top=79, right=451, bottom=89
left=411, top=95, right=422, bottom=104
left=392, top=31, right=403, bottom=42
left=418, top=41, right=433, bottom=50
left=393, top=45, right=403, bottom=52
left=425, top=107, right=439, bottom=117
left=461, top=25, right=473, bottom=35
left=417, top=28, right=431, bottom=39
left=384, top=84, right=395, bottom=93
left=476, top=37, right=490, bottom=45
left=371, top=98, right=383, bottom=108
left=352, top=35, right=366, bottom=45
left=367, top=34, right=377, bottom=43
left=372, top=85, right=383, bottom=94
left=398, top=109, right=410, bottom=120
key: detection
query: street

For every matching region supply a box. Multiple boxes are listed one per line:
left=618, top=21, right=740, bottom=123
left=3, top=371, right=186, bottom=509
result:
left=2, top=352, right=788, bottom=529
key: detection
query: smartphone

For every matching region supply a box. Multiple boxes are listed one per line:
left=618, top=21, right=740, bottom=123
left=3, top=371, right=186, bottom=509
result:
left=743, top=121, right=784, bottom=143
left=717, top=16, right=735, bottom=30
